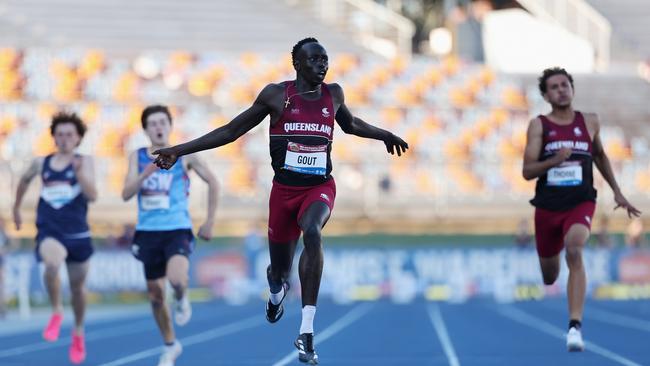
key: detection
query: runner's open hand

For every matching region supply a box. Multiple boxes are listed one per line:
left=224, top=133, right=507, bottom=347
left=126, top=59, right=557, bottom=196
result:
left=383, top=133, right=409, bottom=156
left=614, top=191, right=641, bottom=218
left=152, top=147, right=178, bottom=170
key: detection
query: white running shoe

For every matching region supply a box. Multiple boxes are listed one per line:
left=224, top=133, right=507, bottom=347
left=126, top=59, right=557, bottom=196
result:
left=157, top=340, right=182, bottom=366
left=566, top=327, right=585, bottom=352
left=174, top=294, right=192, bottom=326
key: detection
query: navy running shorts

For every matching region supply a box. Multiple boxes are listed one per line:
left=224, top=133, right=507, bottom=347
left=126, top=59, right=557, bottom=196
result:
left=131, top=229, right=195, bottom=280
left=35, top=231, right=94, bottom=263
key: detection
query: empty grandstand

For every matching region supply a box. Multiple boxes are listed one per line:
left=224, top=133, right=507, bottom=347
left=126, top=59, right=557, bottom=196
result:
left=0, top=0, right=648, bottom=236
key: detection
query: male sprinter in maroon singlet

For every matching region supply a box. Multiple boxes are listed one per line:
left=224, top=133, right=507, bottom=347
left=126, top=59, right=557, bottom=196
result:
left=523, top=67, right=640, bottom=352
left=153, top=38, right=408, bottom=364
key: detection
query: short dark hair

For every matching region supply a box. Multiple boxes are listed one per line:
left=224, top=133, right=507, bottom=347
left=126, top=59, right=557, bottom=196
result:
left=291, top=37, right=319, bottom=65
left=538, top=67, right=574, bottom=95
left=141, top=105, right=172, bottom=129
left=50, top=112, right=86, bottom=137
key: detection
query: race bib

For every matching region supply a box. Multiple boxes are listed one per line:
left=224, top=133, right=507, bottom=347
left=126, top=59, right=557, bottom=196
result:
left=547, top=162, right=582, bottom=186
left=283, top=142, right=327, bottom=176
left=141, top=194, right=170, bottom=210
left=41, top=183, right=79, bottom=209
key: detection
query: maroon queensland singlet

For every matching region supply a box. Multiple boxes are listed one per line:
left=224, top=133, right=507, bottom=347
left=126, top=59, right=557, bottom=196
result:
left=530, top=111, right=597, bottom=211
left=269, top=81, right=335, bottom=186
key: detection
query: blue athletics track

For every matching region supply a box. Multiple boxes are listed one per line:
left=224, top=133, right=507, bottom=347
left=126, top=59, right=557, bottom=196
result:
left=0, top=297, right=648, bottom=366
left=2, top=237, right=650, bottom=366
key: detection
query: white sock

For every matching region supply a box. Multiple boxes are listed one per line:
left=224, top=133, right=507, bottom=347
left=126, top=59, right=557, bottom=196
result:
left=270, top=286, right=285, bottom=305
left=299, top=305, right=316, bottom=334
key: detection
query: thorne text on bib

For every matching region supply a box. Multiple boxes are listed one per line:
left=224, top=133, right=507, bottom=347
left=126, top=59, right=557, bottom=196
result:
left=547, top=161, right=582, bottom=186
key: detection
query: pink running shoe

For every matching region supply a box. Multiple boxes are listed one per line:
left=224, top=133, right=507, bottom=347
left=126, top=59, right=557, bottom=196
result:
left=42, top=312, right=63, bottom=342
left=69, top=332, right=86, bottom=364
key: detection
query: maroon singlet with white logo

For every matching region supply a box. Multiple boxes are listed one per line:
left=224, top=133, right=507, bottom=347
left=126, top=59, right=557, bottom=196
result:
left=530, top=111, right=597, bottom=211
left=269, top=81, right=335, bottom=186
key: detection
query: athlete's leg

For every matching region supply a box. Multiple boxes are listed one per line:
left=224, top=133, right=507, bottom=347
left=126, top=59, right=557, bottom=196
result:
left=147, top=278, right=175, bottom=344
left=293, top=201, right=329, bottom=364
left=266, top=181, right=300, bottom=323
left=39, top=238, right=68, bottom=313
left=534, top=208, right=564, bottom=285
left=539, top=255, right=561, bottom=285
left=39, top=237, right=67, bottom=342
left=265, top=238, right=298, bottom=324
left=297, top=201, right=330, bottom=308
left=66, top=261, right=90, bottom=334
left=66, top=260, right=89, bottom=364
left=564, top=223, right=590, bottom=322
left=268, top=239, right=299, bottom=288
left=166, top=255, right=189, bottom=301
left=166, top=254, right=193, bottom=327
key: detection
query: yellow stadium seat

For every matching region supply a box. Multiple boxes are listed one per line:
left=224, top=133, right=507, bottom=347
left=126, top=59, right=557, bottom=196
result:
left=240, top=52, right=260, bottom=69
left=390, top=56, right=408, bottom=75
left=107, top=158, right=128, bottom=193
left=442, top=56, right=460, bottom=76
left=168, top=52, right=194, bottom=70
left=490, top=108, right=509, bottom=127
left=37, top=103, right=57, bottom=121
left=78, top=50, right=105, bottom=80
left=0, top=70, right=23, bottom=100
left=0, top=48, right=20, bottom=70
left=501, top=87, right=528, bottom=110
left=449, top=87, right=473, bottom=108
left=81, top=103, right=100, bottom=125
left=415, top=169, right=436, bottom=194
left=124, top=106, right=143, bottom=134
left=425, top=67, right=443, bottom=86
left=421, top=115, right=442, bottom=134
left=394, top=86, right=419, bottom=106
left=380, top=107, right=403, bottom=127
left=113, top=72, right=140, bottom=102
left=96, top=127, right=122, bottom=157
left=188, top=72, right=214, bottom=97
left=0, top=116, right=18, bottom=135
left=34, top=131, right=56, bottom=155
left=479, top=66, right=496, bottom=87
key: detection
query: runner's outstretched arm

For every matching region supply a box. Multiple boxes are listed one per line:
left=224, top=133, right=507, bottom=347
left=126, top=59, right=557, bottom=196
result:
left=186, top=154, right=219, bottom=240
left=330, top=84, right=408, bottom=156
left=153, top=85, right=276, bottom=169
left=589, top=115, right=641, bottom=217
left=12, top=158, right=42, bottom=230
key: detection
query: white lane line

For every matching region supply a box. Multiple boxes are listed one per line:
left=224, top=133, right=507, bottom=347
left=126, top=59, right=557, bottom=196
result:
left=496, top=305, right=643, bottom=366
left=0, top=303, right=245, bottom=358
left=271, top=302, right=374, bottom=366
left=427, top=304, right=461, bottom=366
left=577, top=306, right=650, bottom=333
left=97, top=314, right=267, bottom=366
left=0, top=320, right=152, bottom=358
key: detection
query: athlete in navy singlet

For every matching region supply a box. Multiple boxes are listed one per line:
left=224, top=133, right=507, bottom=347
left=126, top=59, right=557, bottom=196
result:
left=122, top=105, right=218, bottom=366
left=153, top=38, right=409, bottom=364
left=522, top=68, right=641, bottom=352
left=13, top=112, right=96, bottom=364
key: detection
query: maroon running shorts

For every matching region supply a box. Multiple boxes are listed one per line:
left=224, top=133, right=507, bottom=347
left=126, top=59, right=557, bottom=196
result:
left=534, top=200, right=596, bottom=258
left=268, top=178, right=336, bottom=242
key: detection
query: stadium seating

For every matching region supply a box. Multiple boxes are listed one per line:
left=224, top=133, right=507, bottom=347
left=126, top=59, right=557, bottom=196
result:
left=0, top=47, right=648, bottom=227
